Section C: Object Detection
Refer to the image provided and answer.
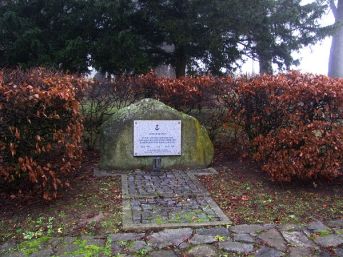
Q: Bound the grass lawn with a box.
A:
[0,149,342,244]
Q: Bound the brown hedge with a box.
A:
[235,72,343,181]
[0,68,86,199]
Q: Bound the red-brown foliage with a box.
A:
[83,71,343,182]
[0,68,86,199]
[130,72,233,112]
[83,72,234,149]
[235,72,343,181]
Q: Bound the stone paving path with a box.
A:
[1,220,343,256]
[121,168,231,229]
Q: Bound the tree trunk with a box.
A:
[175,46,186,78]
[257,47,273,74]
[258,54,273,74]
[328,0,343,78]
[255,39,273,74]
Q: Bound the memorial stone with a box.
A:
[99,98,214,170]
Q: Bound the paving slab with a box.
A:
[147,228,192,249]
[334,247,343,257]
[195,227,230,236]
[189,234,217,244]
[258,229,287,251]
[231,224,265,235]
[255,247,285,257]
[314,234,343,247]
[233,233,255,243]
[218,241,254,254]
[281,230,317,248]
[328,220,343,229]
[289,247,313,257]
[187,245,217,257]
[307,221,330,233]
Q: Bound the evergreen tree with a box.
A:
[238,0,331,74]
[89,0,156,75]
[135,0,244,77]
[0,0,334,76]
[0,0,94,73]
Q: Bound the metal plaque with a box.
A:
[133,120,181,156]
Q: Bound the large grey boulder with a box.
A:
[99,98,214,170]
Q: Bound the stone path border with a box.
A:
[119,168,231,230]
[94,167,230,229]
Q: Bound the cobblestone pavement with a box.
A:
[121,169,231,229]
[123,172,207,197]
[1,220,343,256]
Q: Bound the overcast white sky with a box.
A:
[295,7,335,75]
[241,1,335,75]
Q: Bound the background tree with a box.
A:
[0,0,158,75]
[89,0,157,75]
[123,0,334,76]
[0,0,335,76]
[131,0,245,77]
[328,0,343,77]
[0,0,94,73]
[238,0,331,74]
